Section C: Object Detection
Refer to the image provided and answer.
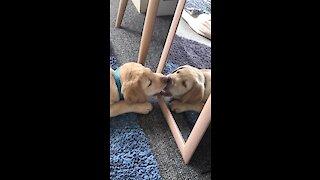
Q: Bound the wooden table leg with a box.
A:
[137,0,160,65]
[115,0,129,28]
[156,0,186,73]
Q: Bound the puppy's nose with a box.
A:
[161,76,168,83]
[167,76,172,84]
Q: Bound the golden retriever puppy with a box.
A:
[162,65,211,113]
[110,62,168,117]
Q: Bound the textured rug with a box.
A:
[109,44,161,180]
[163,35,211,74]
[163,35,212,126]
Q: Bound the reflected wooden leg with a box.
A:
[157,94,211,164]
[183,95,211,164]
[157,94,186,153]
[137,0,160,65]
[115,0,129,28]
[155,0,211,165]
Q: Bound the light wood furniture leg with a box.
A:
[157,94,211,164]
[156,0,211,164]
[115,0,129,28]
[182,95,211,164]
[137,0,160,65]
[157,94,186,152]
[156,0,186,73]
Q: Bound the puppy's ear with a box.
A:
[181,82,205,103]
[122,79,147,104]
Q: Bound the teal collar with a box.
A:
[114,68,124,100]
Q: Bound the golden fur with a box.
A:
[162,65,211,113]
[110,62,168,117]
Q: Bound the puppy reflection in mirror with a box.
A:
[162,65,211,113]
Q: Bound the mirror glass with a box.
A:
[161,0,212,141]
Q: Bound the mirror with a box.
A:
[160,0,212,142]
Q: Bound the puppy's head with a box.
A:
[163,65,205,103]
[120,62,168,104]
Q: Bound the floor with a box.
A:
[110,1,212,179]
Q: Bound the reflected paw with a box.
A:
[170,100,184,113]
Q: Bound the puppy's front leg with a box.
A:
[170,100,204,113]
[110,101,153,117]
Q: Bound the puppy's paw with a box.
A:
[140,102,153,114]
[170,100,184,113]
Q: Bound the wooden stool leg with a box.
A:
[115,0,129,28]
[137,0,160,65]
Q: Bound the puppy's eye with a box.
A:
[148,81,152,87]
[172,67,184,74]
[176,71,180,74]
[182,81,187,88]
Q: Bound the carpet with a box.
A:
[163,35,212,126]
[163,35,212,74]
[109,44,161,180]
